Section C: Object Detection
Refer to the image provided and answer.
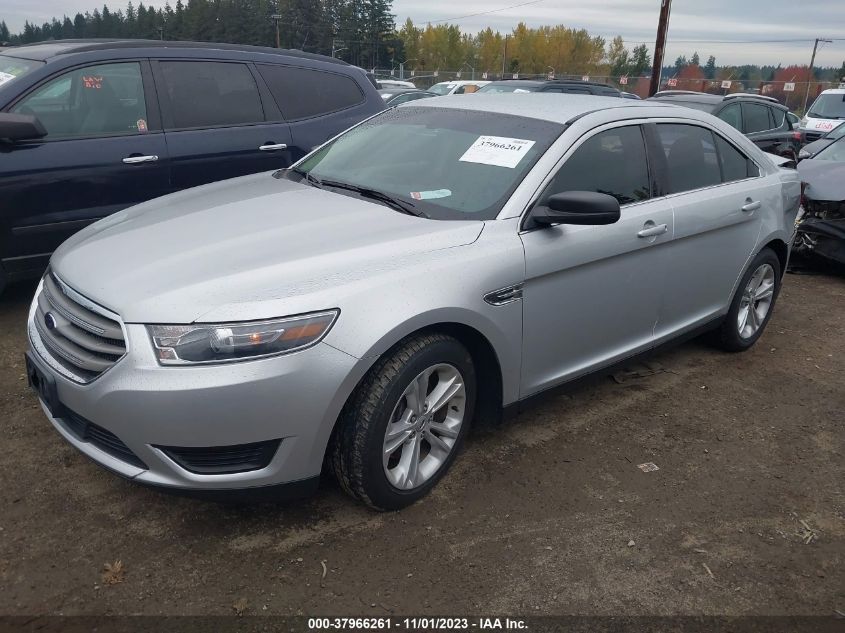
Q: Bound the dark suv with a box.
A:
[0,40,384,290]
[648,91,801,161]
[477,79,621,97]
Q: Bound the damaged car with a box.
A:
[795,136,845,266]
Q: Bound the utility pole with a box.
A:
[270,13,282,48]
[802,38,832,113]
[649,0,672,96]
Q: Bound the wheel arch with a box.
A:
[760,237,789,277]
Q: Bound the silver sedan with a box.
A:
[26,94,801,509]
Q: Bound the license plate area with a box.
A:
[25,352,66,418]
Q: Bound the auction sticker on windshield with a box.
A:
[460,136,536,169]
[0,72,15,85]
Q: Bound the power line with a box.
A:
[622,38,845,45]
[422,0,547,25]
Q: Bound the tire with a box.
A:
[331,333,476,510]
[712,248,782,352]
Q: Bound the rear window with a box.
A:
[257,64,364,120]
[0,56,42,87]
[158,61,264,129]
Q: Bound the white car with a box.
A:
[800,88,845,143]
[428,80,490,96]
[378,79,416,89]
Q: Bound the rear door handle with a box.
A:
[637,223,668,238]
[259,143,288,151]
[122,155,158,164]
[742,200,761,213]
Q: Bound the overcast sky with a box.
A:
[3,0,844,67]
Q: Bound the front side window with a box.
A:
[656,124,721,193]
[717,103,742,131]
[540,125,651,206]
[257,64,364,120]
[743,102,772,133]
[158,61,264,129]
[292,106,564,220]
[12,62,148,139]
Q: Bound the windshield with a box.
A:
[477,83,538,94]
[292,106,564,221]
[0,55,43,88]
[814,136,845,162]
[807,93,845,120]
[428,83,455,95]
[825,123,845,140]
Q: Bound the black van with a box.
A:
[0,40,384,291]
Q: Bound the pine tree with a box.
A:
[704,55,716,79]
[0,20,10,42]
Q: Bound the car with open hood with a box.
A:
[25,94,800,509]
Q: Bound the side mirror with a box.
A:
[531,191,621,227]
[0,113,48,142]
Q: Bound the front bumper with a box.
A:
[27,316,368,494]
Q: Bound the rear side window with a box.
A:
[743,102,772,133]
[257,65,364,120]
[12,62,147,138]
[542,125,650,205]
[655,124,721,193]
[716,103,742,131]
[715,135,757,181]
[770,107,786,129]
[158,61,264,129]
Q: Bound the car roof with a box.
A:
[651,90,786,109]
[817,88,845,95]
[381,88,423,94]
[0,38,349,66]
[432,80,489,86]
[413,93,674,124]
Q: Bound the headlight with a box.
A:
[799,149,811,159]
[799,117,808,128]
[147,310,338,365]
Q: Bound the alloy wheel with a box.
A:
[382,363,466,490]
[737,263,776,339]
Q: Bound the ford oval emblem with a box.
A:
[44,312,58,331]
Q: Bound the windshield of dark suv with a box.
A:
[290,106,564,220]
[0,55,43,87]
[808,93,845,119]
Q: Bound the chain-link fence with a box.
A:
[373,69,845,113]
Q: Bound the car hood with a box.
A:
[51,172,483,323]
[800,138,832,157]
[797,159,845,201]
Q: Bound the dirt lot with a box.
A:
[0,272,843,617]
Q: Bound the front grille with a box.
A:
[32,273,125,382]
[804,131,823,142]
[62,410,147,469]
[157,440,281,475]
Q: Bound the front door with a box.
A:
[519,124,673,397]
[1,60,169,276]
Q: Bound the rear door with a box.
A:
[152,59,294,190]
[1,60,169,276]
[649,122,770,337]
[255,64,376,160]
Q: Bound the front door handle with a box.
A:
[742,200,761,213]
[122,154,158,164]
[637,223,668,238]
[259,143,288,151]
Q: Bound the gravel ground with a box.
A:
[0,272,842,617]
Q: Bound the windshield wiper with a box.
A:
[320,180,428,218]
[288,167,325,189]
